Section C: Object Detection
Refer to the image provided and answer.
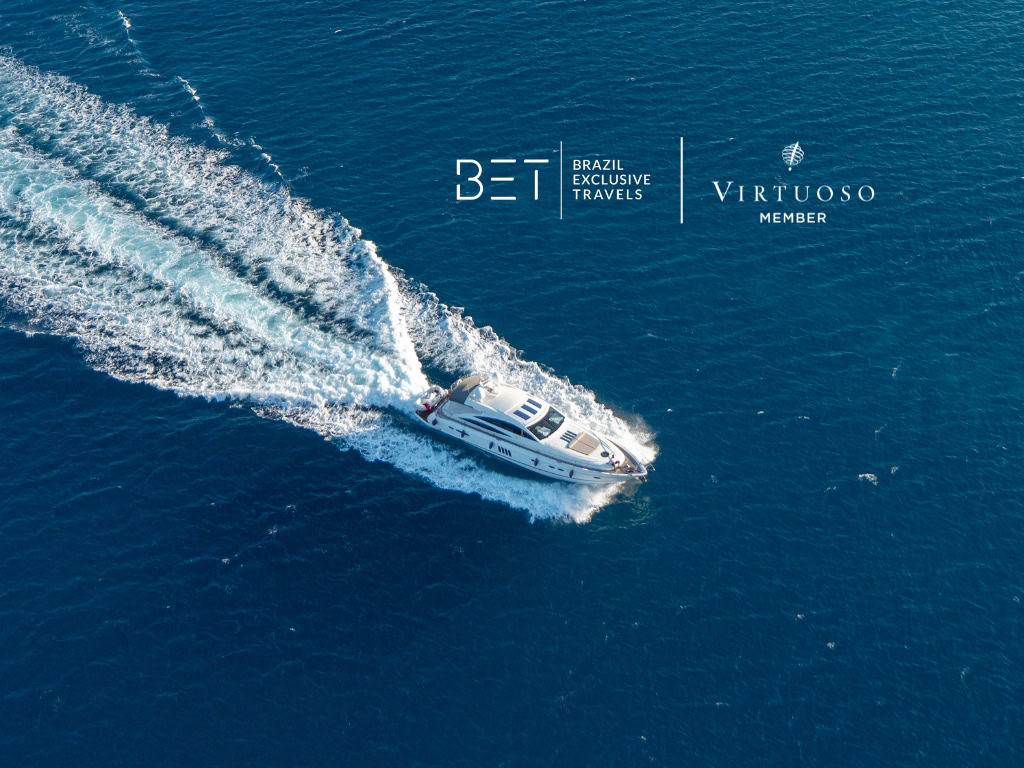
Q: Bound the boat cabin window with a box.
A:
[466,418,504,436]
[480,417,534,440]
[527,407,565,440]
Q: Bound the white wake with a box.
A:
[0,56,655,521]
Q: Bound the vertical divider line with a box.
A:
[680,136,684,224]
[559,141,564,220]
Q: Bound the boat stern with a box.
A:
[415,384,448,421]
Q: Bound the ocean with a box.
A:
[1,1,1021,764]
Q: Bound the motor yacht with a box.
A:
[415,374,648,485]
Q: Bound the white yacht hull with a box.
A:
[416,394,647,486]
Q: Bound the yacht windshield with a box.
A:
[527,407,565,440]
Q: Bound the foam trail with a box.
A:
[114,8,163,78]
[0,58,412,358]
[174,75,221,139]
[176,75,199,102]
[111,9,245,151]
[250,138,285,182]
[48,8,160,78]
[0,55,655,521]
[0,135,414,406]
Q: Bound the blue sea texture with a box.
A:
[1,1,1022,765]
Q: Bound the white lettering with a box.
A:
[456,159,483,200]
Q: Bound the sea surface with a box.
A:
[1,1,1022,765]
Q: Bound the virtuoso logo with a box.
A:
[781,142,804,171]
[711,143,874,225]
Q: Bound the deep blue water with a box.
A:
[1,1,1023,764]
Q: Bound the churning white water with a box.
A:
[0,56,655,521]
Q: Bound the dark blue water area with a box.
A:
[2,0,1024,765]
